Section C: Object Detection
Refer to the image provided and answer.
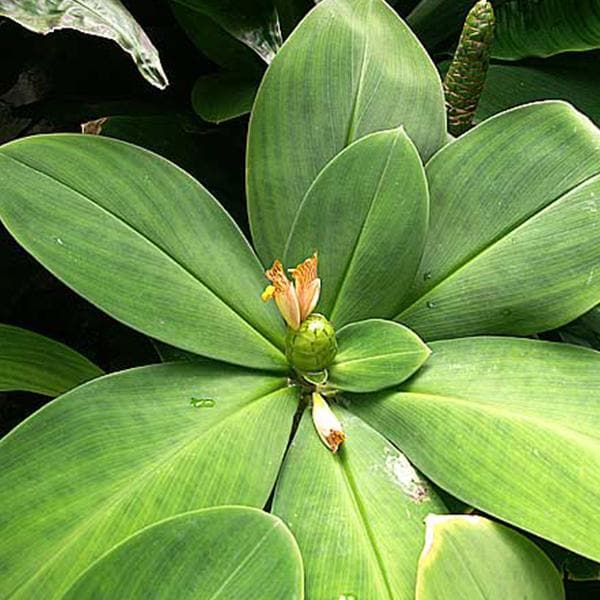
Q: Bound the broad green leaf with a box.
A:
[170,0,282,63]
[247,0,446,264]
[0,362,297,598]
[474,59,600,126]
[285,128,429,326]
[0,0,168,89]
[170,2,263,72]
[0,324,102,396]
[329,319,430,392]
[274,408,446,600]
[416,515,564,600]
[350,336,600,561]
[493,0,600,60]
[0,134,287,371]
[63,507,304,599]
[398,102,600,340]
[192,72,259,123]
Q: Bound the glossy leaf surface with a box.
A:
[351,337,600,561]
[399,102,600,340]
[493,0,600,59]
[170,0,282,63]
[0,0,168,89]
[248,0,446,263]
[329,319,430,392]
[0,324,102,396]
[274,409,446,599]
[285,128,429,327]
[0,134,287,370]
[63,507,304,599]
[0,363,296,597]
[416,515,564,600]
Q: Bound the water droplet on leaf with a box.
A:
[339,594,357,600]
[190,397,215,408]
[426,300,436,309]
[423,271,432,281]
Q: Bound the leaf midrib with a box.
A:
[397,171,600,319]
[0,152,284,360]
[334,348,424,367]
[6,383,288,599]
[337,451,394,600]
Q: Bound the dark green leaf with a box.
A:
[0,324,102,396]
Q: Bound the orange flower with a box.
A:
[262,253,320,330]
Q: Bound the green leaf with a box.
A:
[350,336,600,561]
[152,340,205,363]
[492,0,600,60]
[273,408,446,599]
[329,319,430,393]
[0,362,297,597]
[0,0,168,89]
[0,324,102,396]
[397,102,600,340]
[0,134,287,371]
[284,128,429,326]
[416,515,564,600]
[169,2,263,72]
[247,0,446,264]
[63,507,304,599]
[169,0,282,63]
[192,72,259,123]
[408,0,474,48]
[474,58,600,126]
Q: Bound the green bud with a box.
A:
[286,313,337,373]
[443,0,495,136]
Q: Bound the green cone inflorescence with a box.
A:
[286,313,338,373]
[443,0,495,136]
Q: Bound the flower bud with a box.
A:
[311,392,346,453]
[286,313,337,372]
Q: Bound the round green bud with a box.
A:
[286,313,338,373]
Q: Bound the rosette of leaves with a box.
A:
[0,0,599,597]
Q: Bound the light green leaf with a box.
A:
[398,102,600,340]
[474,58,600,126]
[493,0,600,60]
[0,362,297,598]
[416,515,564,600]
[329,319,430,392]
[170,0,282,63]
[192,72,259,123]
[0,0,168,89]
[0,324,102,396]
[63,507,304,599]
[350,336,600,561]
[0,134,287,371]
[247,0,446,264]
[274,408,446,599]
[284,128,429,326]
